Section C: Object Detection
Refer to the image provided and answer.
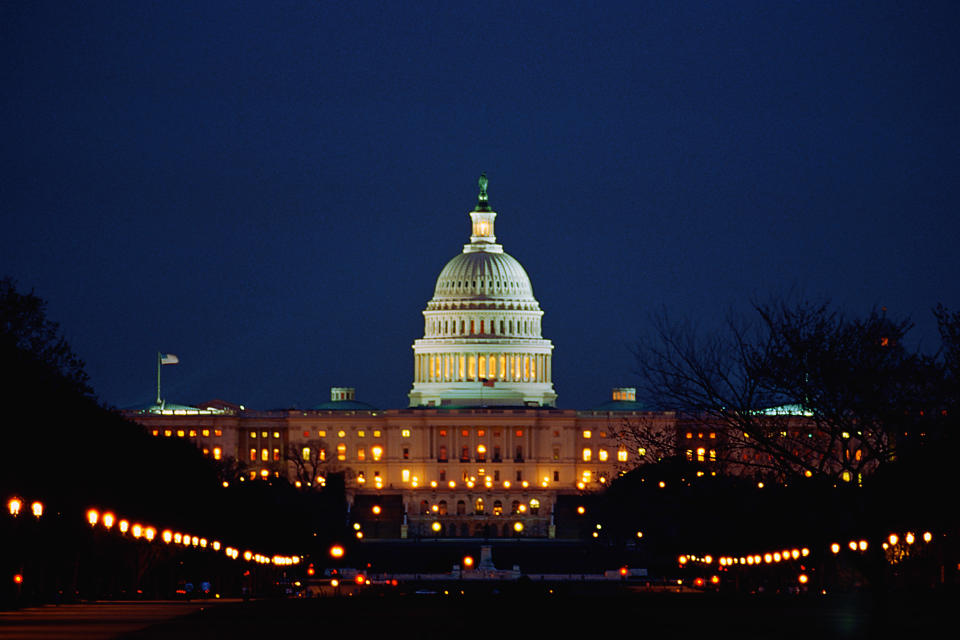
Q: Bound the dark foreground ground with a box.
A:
[1,586,952,640]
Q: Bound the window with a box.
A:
[402,469,410,482]
[530,498,540,514]
[202,429,210,437]
[515,446,523,462]
[696,447,705,462]
[553,470,559,482]
[358,430,365,438]
[337,430,346,438]
[478,429,485,437]
[439,469,446,481]
[461,446,470,462]
[511,500,521,515]
[177,430,185,438]
[401,429,411,438]
[494,470,500,481]
[249,448,257,461]
[475,498,484,514]
[515,430,523,437]
[553,446,560,461]
[439,429,447,437]
[302,447,311,461]
[438,500,447,515]
[371,445,383,461]
[493,446,502,462]
[318,430,326,437]
[493,500,503,516]
[319,448,326,461]
[516,470,522,482]
[373,430,381,437]
[214,429,222,437]
[213,447,222,460]
[273,431,280,439]
[457,500,466,515]
[164,430,171,437]
[261,448,269,461]
[403,447,409,460]
[438,445,448,462]
[598,449,608,462]
[462,429,469,437]
[476,444,486,462]
[250,431,257,439]
[151,429,159,437]
[357,447,366,461]
[582,448,592,462]
[337,444,347,461]
[617,449,628,462]
[582,430,592,439]
[189,429,197,437]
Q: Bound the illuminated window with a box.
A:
[164,430,172,437]
[530,498,540,514]
[303,430,310,438]
[250,431,257,439]
[358,430,365,438]
[583,430,592,439]
[401,429,411,438]
[475,498,484,514]
[403,447,409,460]
[318,430,326,437]
[202,429,210,437]
[273,432,280,439]
[461,446,470,462]
[599,449,608,462]
[438,445,448,462]
[213,447,222,460]
[686,449,693,461]
[249,448,256,461]
[709,432,716,439]
[462,429,469,437]
[319,448,326,461]
[273,448,280,461]
[302,447,311,461]
[261,448,269,461]
[477,444,486,461]
[357,447,366,461]
[202,448,209,456]
[151,429,159,436]
[261,431,268,438]
[189,429,197,437]
[177,430,185,437]
[553,446,560,461]
[214,429,222,437]
[516,430,523,437]
[617,449,628,462]
[371,445,383,461]
[709,449,716,462]
[493,500,503,516]
[337,444,346,461]
[373,430,381,438]
[402,469,410,483]
[337,430,346,438]
[697,447,705,462]
[439,429,447,437]
[686,432,692,439]
[582,448,592,462]
[478,429,485,437]
[638,447,646,456]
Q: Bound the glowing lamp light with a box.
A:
[355,575,365,585]
[801,548,810,557]
[131,524,142,538]
[678,555,688,565]
[162,530,173,544]
[923,531,933,543]
[174,533,182,544]
[798,574,809,584]
[448,481,456,489]
[30,501,43,518]
[858,540,868,552]
[710,575,720,584]
[905,532,915,545]
[8,498,22,517]
[513,522,524,533]
[848,541,857,551]
[764,554,773,564]
[577,506,585,515]
[244,550,253,562]
[119,520,129,534]
[102,512,115,529]
[144,527,156,541]
[463,556,475,569]
[356,531,363,539]
[330,579,339,587]
[13,574,23,585]
[372,505,381,515]
[431,521,442,532]
[888,534,899,546]
[329,544,345,559]
[620,566,628,576]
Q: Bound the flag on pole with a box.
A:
[160,353,179,365]
[482,378,495,388]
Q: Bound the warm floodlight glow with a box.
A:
[831,543,840,554]
[102,512,115,529]
[513,522,524,533]
[905,532,915,545]
[329,544,345,558]
[463,556,474,569]
[8,498,22,517]
[31,501,43,518]
[118,520,129,534]
[888,534,898,546]
[431,521,442,532]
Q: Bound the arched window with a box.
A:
[493,500,503,516]
[511,500,520,515]
[420,500,430,514]
[456,500,466,515]
[530,498,540,514]
[475,497,485,514]
[460,446,470,462]
[438,500,448,515]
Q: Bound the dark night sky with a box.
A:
[2,1,958,411]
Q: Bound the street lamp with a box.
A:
[7,498,22,517]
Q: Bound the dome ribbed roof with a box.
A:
[431,250,535,302]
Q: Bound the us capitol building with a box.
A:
[127,176,676,538]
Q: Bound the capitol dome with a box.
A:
[409,175,556,408]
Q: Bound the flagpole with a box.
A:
[156,351,162,406]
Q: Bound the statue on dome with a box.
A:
[478,173,488,201]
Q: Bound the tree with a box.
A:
[626,300,947,485]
